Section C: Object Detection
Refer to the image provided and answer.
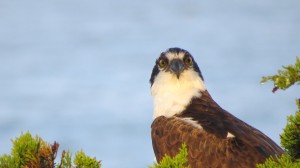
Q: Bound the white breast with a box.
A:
[151,70,206,119]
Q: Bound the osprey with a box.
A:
[150,48,283,168]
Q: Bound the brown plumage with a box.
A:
[151,91,283,168]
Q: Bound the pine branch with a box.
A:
[257,56,300,167]
[0,132,101,168]
[261,57,300,92]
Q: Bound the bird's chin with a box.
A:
[169,72,182,79]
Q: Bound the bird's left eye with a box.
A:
[158,59,167,68]
[184,56,193,66]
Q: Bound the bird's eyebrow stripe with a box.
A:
[164,52,186,60]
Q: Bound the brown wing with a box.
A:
[152,116,283,168]
[177,91,283,157]
[223,111,284,158]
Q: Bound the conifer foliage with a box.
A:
[257,57,300,167]
[0,132,101,168]
[149,143,190,168]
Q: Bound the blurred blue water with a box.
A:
[0,0,299,167]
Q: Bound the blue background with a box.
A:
[0,0,299,167]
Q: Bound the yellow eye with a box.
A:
[185,56,193,65]
[158,59,167,68]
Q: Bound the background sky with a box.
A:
[0,0,299,167]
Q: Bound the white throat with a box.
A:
[151,70,206,119]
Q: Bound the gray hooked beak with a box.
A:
[170,59,184,78]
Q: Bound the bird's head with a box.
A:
[150,47,207,118]
[150,48,204,85]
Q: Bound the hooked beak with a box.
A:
[170,59,184,78]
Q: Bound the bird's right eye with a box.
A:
[158,59,167,68]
